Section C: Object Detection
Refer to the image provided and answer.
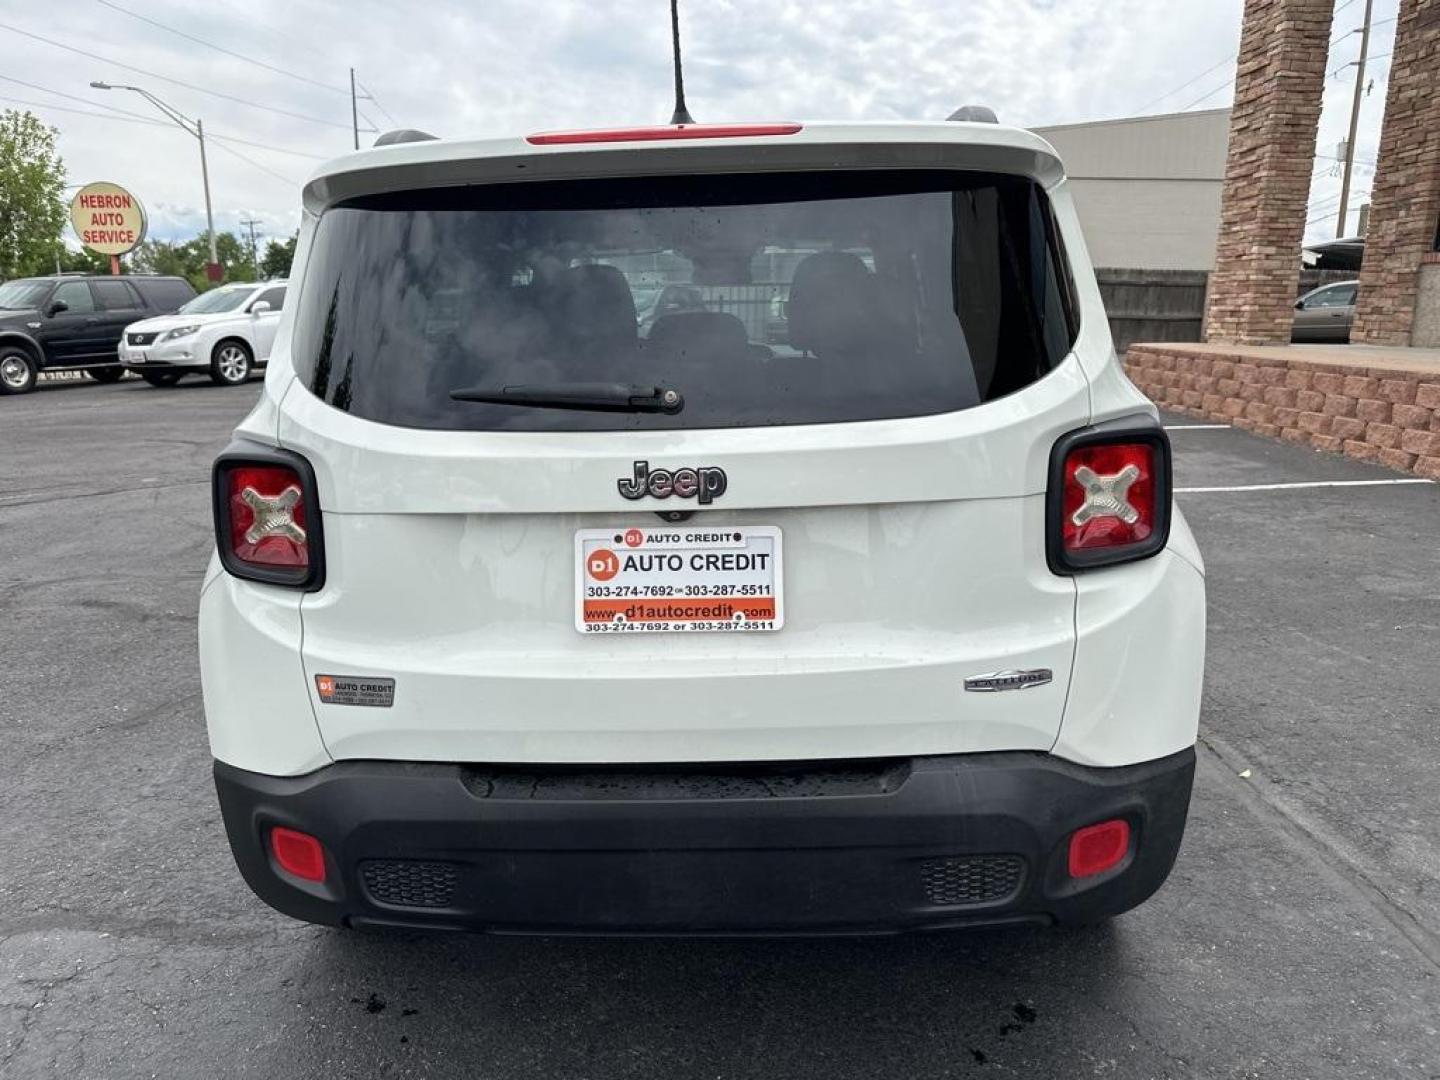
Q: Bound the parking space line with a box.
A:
[1177,478,1435,493]
[1165,424,1232,431]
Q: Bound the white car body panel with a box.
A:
[297,496,1077,764]
[199,561,330,776]
[200,121,1204,776]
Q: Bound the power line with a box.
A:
[1329,49,1390,77]
[0,94,164,126]
[1138,0,1380,117]
[0,73,165,124]
[215,0,331,67]
[355,106,383,140]
[204,132,325,161]
[94,0,349,95]
[1,92,307,184]
[207,138,298,187]
[1179,77,1235,111]
[0,21,367,133]
[1306,200,1367,227]
[1,95,298,188]
[1136,54,1235,114]
[1305,187,1370,217]
[355,79,398,127]
[0,73,327,159]
[1330,14,1395,46]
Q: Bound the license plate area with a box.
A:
[576,526,783,633]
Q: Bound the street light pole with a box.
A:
[90,81,221,281]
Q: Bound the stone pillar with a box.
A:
[1203,0,1333,344]
[1351,0,1440,346]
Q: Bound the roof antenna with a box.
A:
[668,0,695,125]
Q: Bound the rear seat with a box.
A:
[646,311,758,364]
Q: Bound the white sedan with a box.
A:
[119,281,286,387]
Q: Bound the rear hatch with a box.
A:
[278,129,1094,764]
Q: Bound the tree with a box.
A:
[57,246,112,274]
[0,110,67,279]
[130,231,252,291]
[261,231,298,279]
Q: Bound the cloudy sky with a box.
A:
[0,0,1398,251]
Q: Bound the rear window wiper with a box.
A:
[450,382,684,414]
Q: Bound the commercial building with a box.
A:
[1031,108,1230,272]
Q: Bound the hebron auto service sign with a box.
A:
[70,181,146,256]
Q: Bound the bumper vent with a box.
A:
[360,860,459,908]
[919,855,1025,906]
[462,759,911,800]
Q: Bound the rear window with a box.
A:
[132,277,197,312]
[293,170,1078,431]
[92,279,140,310]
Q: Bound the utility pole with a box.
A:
[1336,0,1373,238]
[350,67,359,150]
[240,218,262,279]
[197,117,219,279]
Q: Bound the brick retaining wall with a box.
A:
[1125,344,1440,478]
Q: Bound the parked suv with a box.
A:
[0,273,195,394]
[202,121,1207,934]
[120,281,287,387]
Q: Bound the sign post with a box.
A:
[69,181,146,272]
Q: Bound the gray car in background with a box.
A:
[1292,280,1358,343]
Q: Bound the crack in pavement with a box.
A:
[1,954,126,1072]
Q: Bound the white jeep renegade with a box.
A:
[200,119,1206,934]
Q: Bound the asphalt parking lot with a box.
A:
[2,377,1438,1079]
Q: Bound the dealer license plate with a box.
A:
[576,525,782,633]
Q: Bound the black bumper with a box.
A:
[214,749,1195,935]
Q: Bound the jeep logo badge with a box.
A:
[617,461,727,505]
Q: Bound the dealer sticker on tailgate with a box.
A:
[576,526,782,633]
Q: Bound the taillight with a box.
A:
[227,465,308,568]
[212,442,324,590]
[1047,420,1171,573]
[526,122,803,145]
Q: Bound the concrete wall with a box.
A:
[1033,109,1229,272]
[1065,181,1223,272]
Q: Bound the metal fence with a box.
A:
[689,283,788,343]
